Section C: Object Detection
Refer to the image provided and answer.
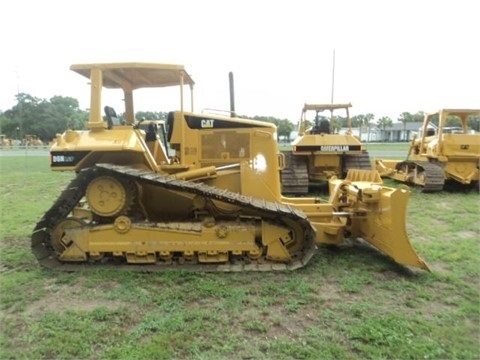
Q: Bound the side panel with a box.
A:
[50,128,159,171]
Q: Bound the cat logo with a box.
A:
[201,119,214,128]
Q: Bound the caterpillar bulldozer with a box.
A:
[281,103,372,194]
[23,134,44,146]
[0,134,12,147]
[31,62,429,272]
[375,109,480,192]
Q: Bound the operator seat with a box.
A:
[104,106,122,129]
[319,119,330,134]
[166,111,175,142]
[145,123,157,141]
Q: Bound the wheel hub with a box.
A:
[86,176,129,217]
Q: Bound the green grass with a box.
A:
[363,142,410,152]
[0,151,479,360]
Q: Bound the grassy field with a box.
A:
[0,152,479,359]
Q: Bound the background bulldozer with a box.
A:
[23,134,44,146]
[0,134,12,147]
[281,103,372,194]
[375,109,480,192]
[32,62,429,272]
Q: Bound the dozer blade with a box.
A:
[353,184,430,271]
[374,159,399,177]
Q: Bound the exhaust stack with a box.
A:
[229,71,236,118]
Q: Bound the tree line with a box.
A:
[1,93,478,143]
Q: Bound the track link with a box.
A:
[32,164,317,272]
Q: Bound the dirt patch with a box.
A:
[374,270,401,281]
[25,295,125,318]
[24,279,127,319]
[457,230,478,239]
[315,281,342,303]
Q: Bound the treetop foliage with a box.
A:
[0,93,87,142]
[1,93,478,141]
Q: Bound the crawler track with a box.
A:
[32,164,317,272]
[344,152,372,172]
[396,161,445,192]
[280,151,372,195]
[280,152,309,194]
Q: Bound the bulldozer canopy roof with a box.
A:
[425,109,480,123]
[435,109,480,117]
[70,62,195,90]
[303,103,352,112]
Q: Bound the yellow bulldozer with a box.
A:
[0,134,12,147]
[32,62,429,272]
[23,134,44,146]
[375,109,480,192]
[281,103,372,194]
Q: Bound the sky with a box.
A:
[1,0,479,123]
